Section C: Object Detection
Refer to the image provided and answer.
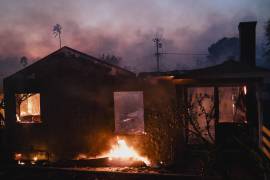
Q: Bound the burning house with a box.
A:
[3,46,182,166]
[3,21,270,168]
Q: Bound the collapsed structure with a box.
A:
[3,21,270,165]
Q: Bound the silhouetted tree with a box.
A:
[20,56,28,67]
[207,37,239,64]
[53,24,62,48]
[186,92,215,145]
[100,54,122,65]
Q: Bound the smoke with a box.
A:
[0,57,22,92]
[0,0,270,90]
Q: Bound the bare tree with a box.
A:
[20,56,28,67]
[15,94,33,108]
[186,92,215,145]
[100,54,122,65]
[53,24,62,48]
[207,37,239,65]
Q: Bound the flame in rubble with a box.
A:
[107,139,150,166]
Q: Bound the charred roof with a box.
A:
[4,46,135,82]
[139,60,270,80]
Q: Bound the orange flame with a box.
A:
[106,138,150,166]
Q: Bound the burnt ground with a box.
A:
[0,166,222,180]
[0,150,267,180]
[0,156,267,180]
[0,145,267,180]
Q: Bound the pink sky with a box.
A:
[0,0,269,79]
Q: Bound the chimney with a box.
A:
[238,21,257,67]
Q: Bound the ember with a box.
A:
[106,138,150,166]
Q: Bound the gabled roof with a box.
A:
[5,46,135,80]
[139,60,270,79]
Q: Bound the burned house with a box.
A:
[3,21,270,166]
[141,22,270,151]
[3,47,138,160]
[3,46,182,165]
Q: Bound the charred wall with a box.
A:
[110,77,185,165]
[4,54,185,165]
[141,78,185,165]
[3,54,135,160]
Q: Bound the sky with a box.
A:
[0,0,270,85]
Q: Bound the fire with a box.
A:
[15,153,22,160]
[106,138,150,166]
[33,156,38,161]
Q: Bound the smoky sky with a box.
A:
[0,0,270,88]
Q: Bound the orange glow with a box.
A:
[19,94,40,117]
[30,156,38,165]
[16,93,41,123]
[173,78,194,85]
[14,152,48,162]
[14,153,22,160]
[33,156,38,161]
[106,138,150,166]
[157,76,174,81]
[75,153,88,160]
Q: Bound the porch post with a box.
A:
[246,82,259,146]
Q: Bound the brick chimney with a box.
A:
[238,21,257,67]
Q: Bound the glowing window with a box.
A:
[16,93,41,123]
[187,87,215,144]
[218,86,247,123]
[114,91,144,134]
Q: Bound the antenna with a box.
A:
[153,37,162,72]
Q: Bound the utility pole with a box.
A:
[152,36,208,72]
[153,37,162,72]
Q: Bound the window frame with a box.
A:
[113,91,145,135]
[185,86,216,145]
[15,92,42,124]
[184,84,248,145]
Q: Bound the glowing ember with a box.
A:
[76,153,88,160]
[14,153,22,160]
[243,86,247,95]
[106,138,150,166]
[18,161,25,165]
[33,156,38,161]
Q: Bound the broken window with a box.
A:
[114,91,144,134]
[16,93,41,123]
[187,87,215,144]
[218,86,247,123]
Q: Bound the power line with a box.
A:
[153,37,209,72]
[161,52,208,56]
